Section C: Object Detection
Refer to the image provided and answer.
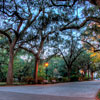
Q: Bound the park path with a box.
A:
[0,80,100,100]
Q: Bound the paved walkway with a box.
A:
[0,80,100,100]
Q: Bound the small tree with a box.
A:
[54,32,84,79]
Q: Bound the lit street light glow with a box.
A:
[45,62,49,67]
[80,70,84,74]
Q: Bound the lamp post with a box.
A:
[80,69,84,80]
[45,62,49,80]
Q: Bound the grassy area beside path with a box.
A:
[96,90,100,100]
[0,82,27,86]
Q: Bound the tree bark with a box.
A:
[91,71,94,80]
[7,45,14,85]
[84,70,86,77]
[34,58,40,84]
[88,70,89,79]
[87,65,90,79]
[68,67,72,80]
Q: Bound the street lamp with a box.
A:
[80,69,84,74]
[79,69,84,80]
[45,62,49,80]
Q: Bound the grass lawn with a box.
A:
[0,82,26,86]
[96,90,100,100]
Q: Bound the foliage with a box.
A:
[70,75,79,82]
[21,76,34,84]
[38,77,44,84]
[73,51,91,69]
[0,48,8,81]
[47,56,66,78]
[13,51,35,82]
[49,77,57,82]
[53,32,84,78]
[96,90,100,100]
[62,77,69,82]
[83,76,90,81]
[38,64,46,78]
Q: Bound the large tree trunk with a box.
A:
[7,45,14,85]
[34,58,40,84]
[91,71,94,80]
[68,67,72,80]
[87,65,90,79]
[84,70,86,77]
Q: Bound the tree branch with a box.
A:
[45,18,76,38]
[20,9,42,35]
[51,0,100,7]
[82,40,95,49]
[38,37,45,56]
[70,48,84,66]
[60,17,100,31]
[56,47,68,66]
[17,21,23,32]
[51,0,77,7]
[4,28,19,38]
[19,46,36,56]
[0,30,12,43]
[82,40,100,52]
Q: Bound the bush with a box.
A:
[22,76,34,84]
[38,77,44,84]
[62,77,69,82]
[49,77,58,82]
[70,75,79,82]
[96,90,100,100]
[78,77,83,81]
[49,77,56,81]
[83,77,89,81]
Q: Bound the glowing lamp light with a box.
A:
[45,62,49,67]
[80,70,84,74]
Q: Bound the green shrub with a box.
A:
[97,90,100,99]
[49,77,58,82]
[83,77,89,81]
[49,77,56,81]
[70,75,79,82]
[62,77,69,82]
[38,77,44,84]
[22,76,34,84]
